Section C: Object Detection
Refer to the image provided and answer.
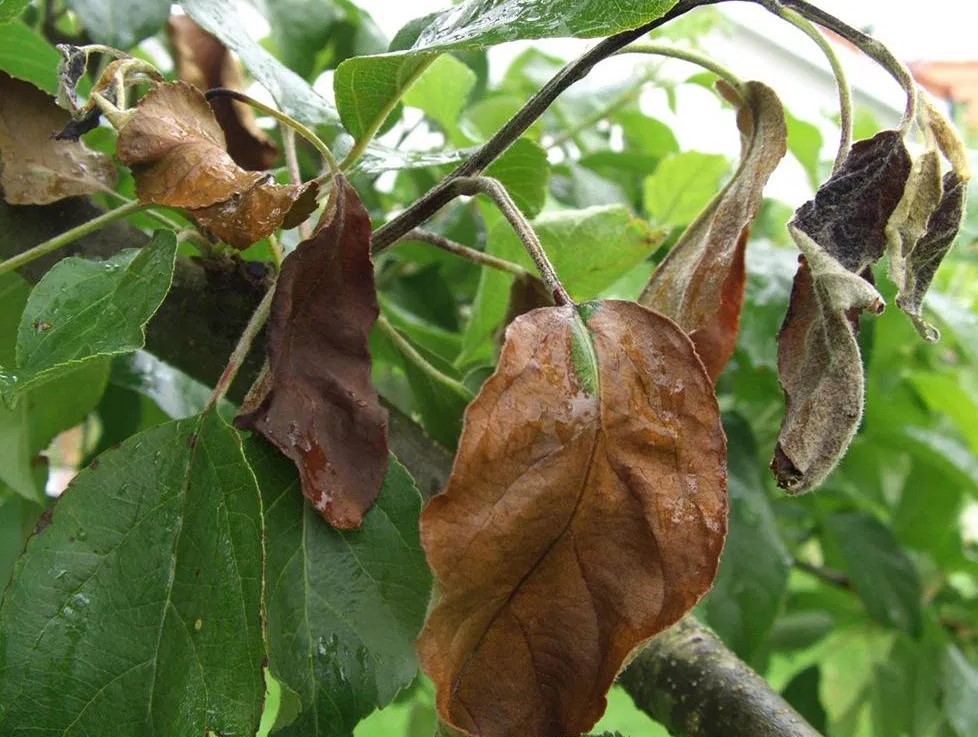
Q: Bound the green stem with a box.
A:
[618,44,743,94]
[205,88,341,178]
[453,177,573,307]
[206,285,275,410]
[548,70,655,149]
[0,199,148,275]
[376,314,473,402]
[339,56,437,171]
[777,7,852,170]
[403,229,531,277]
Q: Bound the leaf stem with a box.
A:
[206,284,275,410]
[402,229,531,277]
[0,199,148,275]
[618,44,743,93]
[453,177,573,307]
[370,0,719,252]
[205,88,341,178]
[775,7,852,170]
[376,314,474,402]
[339,55,437,171]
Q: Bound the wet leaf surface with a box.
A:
[167,15,279,171]
[640,81,786,380]
[63,0,169,49]
[236,177,388,529]
[418,300,727,737]
[116,81,316,248]
[0,410,265,736]
[0,72,117,205]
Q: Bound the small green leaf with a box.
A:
[247,439,433,737]
[402,53,477,139]
[1,230,177,400]
[944,644,978,737]
[0,21,60,93]
[65,0,168,49]
[0,0,29,24]
[643,151,730,228]
[825,512,923,635]
[785,109,823,190]
[0,411,265,735]
[181,0,338,125]
[484,137,550,218]
[335,52,435,140]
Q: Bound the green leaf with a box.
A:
[0,491,42,590]
[1,230,177,400]
[0,21,60,93]
[643,151,730,228]
[247,439,433,737]
[459,205,660,366]
[701,414,790,662]
[781,667,827,734]
[65,0,168,49]
[335,53,435,140]
[870,627,945,737]
[0,411,265,735]
[785,109,823,190]
[404,0,681,52]
[402,53,477,139]
[0,0,29,24]
[907,371,978,453]
[944,645,978,737]
[181,0,338,125]
[825,512,923,635]
[617,110,679,159]
[484,137,550,218]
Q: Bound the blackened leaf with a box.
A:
[640,81,786,381]
[0,72,116,205]
[167,15,279,171]
[885,149,942,288]
[235,177,388,529]
[419,300,727,737]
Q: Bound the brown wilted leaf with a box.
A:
[639,81,786,381]
[418,300,727,737]
[0,72,117,205]
[886,149,943,287]
[116,81,315,248]
[235,177,388,529]
[167,15,279,171]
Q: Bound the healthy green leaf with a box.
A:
[0,0,29,24]
[459,205,661,366]
[784,109,823,190]
[1,230,177,400]
[0,411,265,736]
[643,151,730,228]
[0,21,60,93]
[944,644,978,737]
[483,137,550,218]
[402,53,477,139]
[0,491,41,590]
[246,439,432,737]
[180,0,338,125]
[825,512,923,635]
[334,53,435,140]
[65,0,169,49]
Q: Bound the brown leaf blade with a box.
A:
[116,81,315,248]
[0,72,117,204]
[234,177,388,528]
[418,300,727,737]
[639,81,787,381]
[167,15,279,171]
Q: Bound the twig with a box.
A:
[794,558,852,590]
[453,177,573,306]
[403,229,530,277]
[617,43,743,93]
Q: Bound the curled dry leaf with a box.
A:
[639,81,786,381]
[116,81,315,248]
[418,300,727,737]
[773,130,910,493]
[235,177,388,529]
[886,149,943,288]
[167,15,279,171]
[0,72,116,204]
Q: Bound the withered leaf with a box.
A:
[639,81,786,381]
[116,81,315,248]
[886,149,943,288]
[167,15,279,171]
[0,72,117,205]
[418,300,727,737]
[235,177,388,529]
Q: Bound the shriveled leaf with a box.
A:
[180,0,338,125]
[235,177,388,529]
[0,411,265,736]
[247,439,433,736]
[0,230,177,400]
[116,82,316,248]
[773,131,911,493]
[885,149,942,288]
[167,15,279,171]
[640,81,786,380]
[0,72,116,204]
[0,21,61,93]
[419,300,727,737]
